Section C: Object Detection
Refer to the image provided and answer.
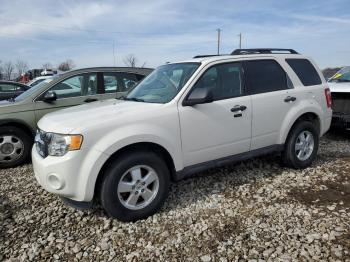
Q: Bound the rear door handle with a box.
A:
[84,98,98,103]
[230,105,247,112]
[284,96,296,102]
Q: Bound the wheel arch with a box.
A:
[280,111,321,144]
[93,142,176,202]
[0,119,35,138]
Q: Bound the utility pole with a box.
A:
[216,29,221,55]
[113,40,116,66]
[238,33,242,49]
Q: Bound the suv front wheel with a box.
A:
[100,150,170,222]
[282,121,319,169]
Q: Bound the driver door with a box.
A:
[34,73,101,121]
[179,61,252,166]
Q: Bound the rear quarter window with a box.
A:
[286,58,322,86]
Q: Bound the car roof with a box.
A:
[33,76,53,79]
[61,67,153,76]
[176,53,304,64]
[174,48,304,65]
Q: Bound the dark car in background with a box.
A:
[0,81,30,101]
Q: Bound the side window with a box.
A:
[135,74,146,82]
[49,75,83,99]
[245,60,288,95]
[103,74,119,94]
[120,73,138,92]
[192,62,243,101]
[17,85,27,91]
[0,84,16,92]
[286,59,322,86]
[47,74,97,99]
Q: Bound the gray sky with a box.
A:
[0,0,349,69]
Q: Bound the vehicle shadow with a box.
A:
[163,132,349,212]
[326,127,349,140]
[90,131,348,220]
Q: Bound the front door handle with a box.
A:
[284,96,296,102]
[231,105,247,112]
[84,98,98,103]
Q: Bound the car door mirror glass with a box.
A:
[43,91,57,102]
[183,87,213,106]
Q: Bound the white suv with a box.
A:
[32,49,332,221]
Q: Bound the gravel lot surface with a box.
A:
[1,132,349,261]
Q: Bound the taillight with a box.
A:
[325,88,332,108]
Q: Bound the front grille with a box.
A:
[35,130,51,158]
[331,92,350,114]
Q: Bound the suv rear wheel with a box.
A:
[282,121,319,169]
[0,126,32,168]
[100,150,170,221]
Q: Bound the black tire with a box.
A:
[0,126,33,168]
[100,150,170,222]
[282,121,319,169]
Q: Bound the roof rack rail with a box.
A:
[231,48,299,55]
[193,54,224,58]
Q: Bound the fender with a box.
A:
[78,123,183,201]
[0,118,36,136]
[92,123,182,169]
[278,101,323,144]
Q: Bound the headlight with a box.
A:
[47,133,83,156]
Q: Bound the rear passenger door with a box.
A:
[244,59,297,150]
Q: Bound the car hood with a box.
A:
[328,82,350,93]
[0,99,32,114]
[37,99,163,134]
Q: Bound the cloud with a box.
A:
[0,0,349,68]
[290,14,350,25]
[0,1,112,36]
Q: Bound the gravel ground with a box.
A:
[1,131,349,261]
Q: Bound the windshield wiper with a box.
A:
[117,96,145,102]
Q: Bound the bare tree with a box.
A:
[42,62,53,70]
[123,54,138,67]
[123,54,146,68]
[58,59,75,71]
[3,61,14,80]
[15,59,29,77]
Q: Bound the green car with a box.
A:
[0,67,152,168]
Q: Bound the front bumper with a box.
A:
[331,112,350,130]
[32,145,109,202]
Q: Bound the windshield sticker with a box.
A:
[333,73,342,79]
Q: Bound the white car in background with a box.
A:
[27,76,53,87]
[327,66,350,130]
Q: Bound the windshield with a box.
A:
[15,78,54,101]
[329,66,350,83]
[123,62,200,103]
[28,78,48,87]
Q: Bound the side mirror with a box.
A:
[43,91,57,102]
[183,87,213,106]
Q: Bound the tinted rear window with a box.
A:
[286,59,322,86]
[245,60,288,95]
